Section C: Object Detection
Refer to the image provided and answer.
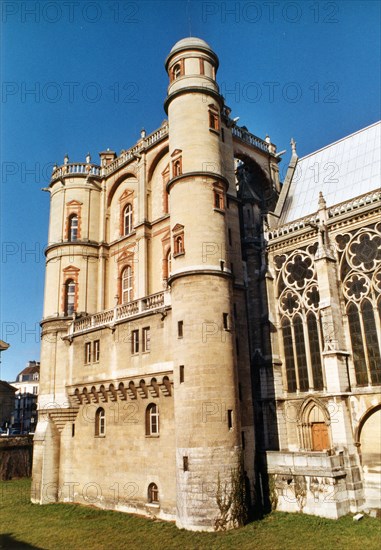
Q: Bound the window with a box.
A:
[93,340,100,362]
[213,186,224,211]
[183,456,189,471]
[85,342,92,364]
[65,279,76,316]
[131,329,139,354]
[174,235,184,255]
[122,266,133,303]
[179,365,184,383]
[142,327,151,352]
[68,215,78,242]
[146,403,159,436]
[282,318,297,392]
[223,313,229,330]
[123,203,133,235]
[148,483,159,504]
[209,106,220,131]
[227,409,233,430]
[172,158,182,177]
[228,228,232,246]
[178,321,183,338]
[172,63,182,80]
[33,386,38,395]
[95,407,105,437]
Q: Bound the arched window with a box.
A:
[65,279,76,316]
[347,303,369,386]
[68,214,78,242]
[123,203,133,235]
[172,63,182,80]
[362,300,381,384]
[294,315,309,392]
[307,313,324,390]
[146,403,159,436]
[173,159,182,177]
[282,318,296,392]
[95,407,105,436]
[121,266,133,303]
[147,483,159,504]
[175,235,183,255]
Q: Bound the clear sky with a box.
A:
[0,0,380,382]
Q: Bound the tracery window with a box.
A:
[337,225,381,387]
[276,247,324,393]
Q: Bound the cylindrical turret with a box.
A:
[166,38,242,531]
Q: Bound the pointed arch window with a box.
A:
[68,214,78,242]
[65,279,76,316]
[347,303,370,386]
[121,266,133,303]
[307,313,324,390]
[282,318,296,392]
[123,203,133,235]
[361,300,381,384]
[95,407,105,437]
[294,316,309,392]
[146,403,159,436]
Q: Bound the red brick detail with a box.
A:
[61,265,80,315]
[162,165,170,214]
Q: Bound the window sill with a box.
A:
[95,435,105,438]
[145,434,160,438]
[142,350,151,355]
[173,251,185,258]
[146,502,160,508]
[209,128,220,135]
[213,207,225,214]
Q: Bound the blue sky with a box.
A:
[0,0,380,381]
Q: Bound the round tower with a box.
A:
[165,38,242,531]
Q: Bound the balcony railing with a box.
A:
[232,126,270,153]
[68,291,171,337]
[51,163,101,180]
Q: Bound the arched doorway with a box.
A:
[358,406,381,510]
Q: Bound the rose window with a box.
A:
[348,232,381,271]
[284,254,314,289]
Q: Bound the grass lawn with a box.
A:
[1,479,380,550]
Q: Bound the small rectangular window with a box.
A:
[93,340,100,362]
[236,337,240,357]
[131,330,139,354]
[183,456,189,471]
[227,409,233,430]
[223,313,229,330]
[85,342,92,364]
[221,127,225,142]
[228,228,232,246]
[179,365,184,383]
[241,431,245,449]
[233,303,237,320]
[209,110,219,131]
[178,321,183,338]
[72,423,75,437]
[142,327,151,352]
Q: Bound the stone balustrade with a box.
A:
[232,125,270,153]
[68,291,170,337]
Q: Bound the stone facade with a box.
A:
[32,37,381,529]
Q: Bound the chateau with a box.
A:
[32,37,381,530]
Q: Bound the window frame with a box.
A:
[121,265,133,304]
[131,329,139,354]
[147,482,159,504]
[142,327,151,352]
[123,203,133,236]
[146,403,159,436]
[95,407,106,437]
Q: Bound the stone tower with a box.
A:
[33,156,103,503]
[165,38,243,530]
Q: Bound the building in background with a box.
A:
[31,37,381,530]
[12,361,40,433]
[0,381,17,431]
